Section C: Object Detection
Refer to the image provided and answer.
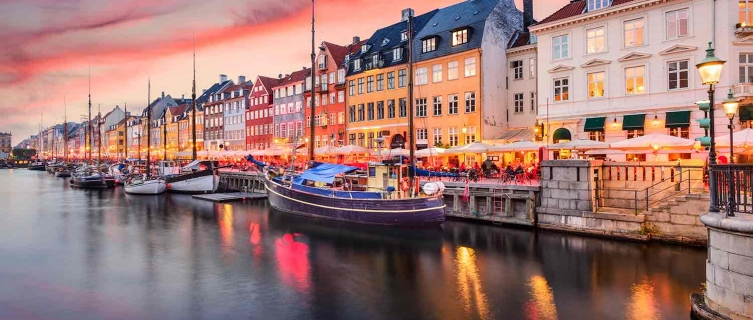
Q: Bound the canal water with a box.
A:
[0,169,706,320]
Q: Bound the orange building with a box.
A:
[304,39,365,148]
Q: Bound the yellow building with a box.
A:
[165,104,188,158]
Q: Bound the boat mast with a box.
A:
[64,96,68,164]
[407,13,416,197]
[191,32,198,161]
[97,103,101,164]
[88,67,92,163]
[124,102,128,160]
[307,0,316,162]
[163,109,167,161]
[146,79,151,176]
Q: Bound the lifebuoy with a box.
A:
[401,178,410,192]
[166,183,172,189]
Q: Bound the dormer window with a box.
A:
[422,38,437,53]
[382,38,390,46]
[587,0,611,11]
[361,44,371,53]
[451,29,469,46]
[371,54,379,67]
[354,59,362,71]
[401,31,408,42]
[393,48,403,61]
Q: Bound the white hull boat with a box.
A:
[166,173,218,194]
[125,176,166,195]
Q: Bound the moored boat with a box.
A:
[71,174,107,189]
[163,160,219,194]
[124,174,166,195]
[28,161,46,171]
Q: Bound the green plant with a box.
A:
[639,223,657,236]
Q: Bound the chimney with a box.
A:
[401,8,414,22]
[352,36,361,44]
[220,74,228,83]
[161,91,165,99]
[278,73,283,79]
[182,94,185,99]
[238,75,246,83]
[523,0,534,31]
[202,89,207,93]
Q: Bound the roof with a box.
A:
[169,104,189,119]
[413,0,517,62]
[273,68,311,88]
[538,0,636,25]
[257,76,283,94]
[197,80,232,104]
[325,40,368,67]
[347,9,439,76]
[507,31,532,49]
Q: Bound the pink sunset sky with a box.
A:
[0,0,567,145]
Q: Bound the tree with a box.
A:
[12,148,36,159]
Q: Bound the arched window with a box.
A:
[552,128,572,143]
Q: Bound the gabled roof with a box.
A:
[538,0,636,25]
[256,76,283,94]
[414,0,517,62]
[273,68,311,88]
[169,104,189,120]
[348,9,438,76]
[507,30,533,49]
[325,40,368,68]
[197,80,232,105]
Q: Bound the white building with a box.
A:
[530,0,743,161]
[504,30,539,143]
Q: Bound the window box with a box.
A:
[735,24,753,36]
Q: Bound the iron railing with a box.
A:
[596,168,705,215]
[710,164,753,214]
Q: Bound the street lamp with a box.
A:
[696,42,725,213]
[723,89,740,217]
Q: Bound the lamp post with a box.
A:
[696,42,725,213]
[723,89,740,217]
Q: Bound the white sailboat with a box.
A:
[125,79,166,195]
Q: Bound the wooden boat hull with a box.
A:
[71,176,107,189]
[125,179,166,195]
[165,170,218,194]
[54,171,71,178]
[28,165,45,171]
[264,178,445,226]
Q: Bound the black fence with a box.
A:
[710,164,753,214]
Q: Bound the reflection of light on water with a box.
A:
[455,246,489,319]
[275,234,310,293]
[626,277,661,320]
[524,275,558,320]
[249,223,262,257]
[218,204,233,247]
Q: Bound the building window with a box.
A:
[464,92,476,113]
[399,98,407,118]
[377,101,385,119]
[349,133,356,145]
[330,113,336,126]
[514,93,524,113]
[552,35,569,60]
[349,105,356,122]
[417,128,428,141]
[432,64,442,83]
[387,72,395,89]
[416,98,427,117]
[511,60,523,80]
[422,38,437,53]
[358,133,365,147]
[464,58,476,77]
[452,29,468,46]
[740,53,753,83]
[668,60,689,90]
[529,58,536,78]
[367,132,374,148]
[367,76,374,93]
[553,78,569,101]
[465,126,476,144]
[357,104,365,121]
[448,94,459,114]
[449,127,458,147]
[401,31,408,42]
[367,103,374,120]
[357,78,364,94]
[624,18,644,47]
[530,92,536,112]
[354,59,361,71]
[393,48,403,61]
[377,74,384,91]
[586,27,605,54]
[588,130,605,142]
[448,61,459,80]
[669,126,690,139]
[666,8,689,39]
[349,80,355,96]
[416,67,428,85]
[587,0,610,11]
[587,72,605,98]
[433,96,442,116]
[433,128,442,146]
[398,69,407,87]
[741,0,753,24]
[388,100,396,118]
[338,111,345,124]
[280,123,287,138]
[625,66,645,94]
[626,129,645,139]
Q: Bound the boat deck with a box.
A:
[192,192,268,203]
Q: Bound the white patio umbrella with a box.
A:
[489,141,542,152]
[548,139,610,150]
[333,145,371,155]
[610,134,695,150]
[445,142,495,154]
[175,151,192,157]
[415,146,446,157]
[233,150,250,157]
[260,147,293,156]
[314,145,337,155]
[716,128,753,148]
[384,147,410,157]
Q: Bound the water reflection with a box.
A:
[525,276,559,320]
[275,233,310,293]
[626,277,660,320]
[218,204,234,248]
[455,246,489,319]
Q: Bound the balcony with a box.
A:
[735,23,753,37]
[732,83,753,98]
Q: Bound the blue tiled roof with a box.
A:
[347,9,439,77]
[413,0,512,62]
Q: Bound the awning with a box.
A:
[495,128,535,142]
[295,163,359,184]
[665,111,691,128]
[583,117,606,132]
[740,105,753,121]
[552,128,571,142]
[622,114,645,130]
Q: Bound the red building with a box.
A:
[246,76,281,150]
[304,39,366,148]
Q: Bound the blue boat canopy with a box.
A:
[296,163,359,184]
